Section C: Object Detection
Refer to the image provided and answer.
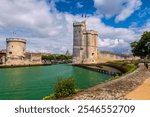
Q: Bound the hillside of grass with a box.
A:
[105,60,140,75]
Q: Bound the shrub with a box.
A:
[54,78,76,98]
[133,60,141,66]
[43,78,78,100]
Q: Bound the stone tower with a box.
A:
[73,21,98,64]
[73,21,86,64]
[6,38,26,59]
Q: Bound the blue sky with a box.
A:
[0,0,150,54]
[55,0,150,28]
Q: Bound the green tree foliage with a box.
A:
[42,55,72,61]
[131,31,150,58]
[42,55,55,60]
[54,78,76,98]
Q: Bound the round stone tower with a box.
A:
[6,38,26,59]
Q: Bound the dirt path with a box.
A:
[125,77,150,100]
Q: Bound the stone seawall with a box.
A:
[0,63,50,68]
[73,64,150,100]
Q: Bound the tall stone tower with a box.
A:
[73,21,86,64]
[73,21,98,64]
[6,38,26,59]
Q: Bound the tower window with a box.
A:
[9,52,12,54]
[80,48,83,50]
[92,53,94,55]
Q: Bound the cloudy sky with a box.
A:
[0,0,149,54]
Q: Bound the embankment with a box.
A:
[72,64,150,100]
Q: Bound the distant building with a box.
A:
[73,21,98,64]
[0,52,6,64]
[65,50,71,56]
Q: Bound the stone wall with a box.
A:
[97,52,140,63]
[30,53,42,64]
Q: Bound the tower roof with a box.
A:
[6,38,26,43]
[73,21,86,26]
[84,30,98,35]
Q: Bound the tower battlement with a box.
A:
[73,21,85,26]
[84,30,98,35]
[6,38,26,43]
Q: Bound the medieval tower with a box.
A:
[73,21,98,64]
[4,38,42,65]
[6,38,26,59]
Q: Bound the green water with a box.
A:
[0,64,112,100]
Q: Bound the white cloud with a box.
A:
[115,0,142,22]
[93,0,142,22]
[94,0,122,18]
[0,0,76,53]
[129,19,150,35]
[85,17,137,53]
[76,2,84,9]
[0,0,147,54]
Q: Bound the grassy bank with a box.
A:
[96,60,140,83]
[104,60,139,75]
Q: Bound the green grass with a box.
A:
[106,60,139,77]
[107,60,139,72]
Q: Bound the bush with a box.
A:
[132,60,141,66]
[43,78,78,100]
[54,78,76,98]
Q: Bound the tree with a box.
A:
[131,31,150,58]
